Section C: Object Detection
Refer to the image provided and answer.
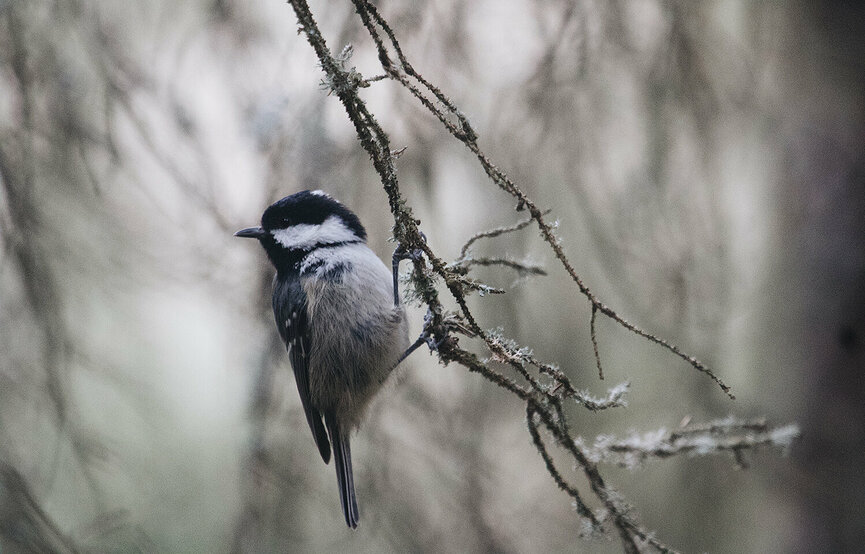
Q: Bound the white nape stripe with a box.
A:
[310,190,331,198]
[300,241,362,275]
[271,215,358,250]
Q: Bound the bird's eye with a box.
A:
[282,217,292,226]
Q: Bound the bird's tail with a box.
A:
[325,413,359,529]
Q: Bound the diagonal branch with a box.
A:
[283,1,794,551]
[349,0,733,400]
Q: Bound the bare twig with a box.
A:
[458,212,547,260]
[590,303,604,380]
[458,256,546,275]
[526,405,600,530]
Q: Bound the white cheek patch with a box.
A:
[271,215,358,250]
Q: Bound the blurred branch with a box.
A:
[0,463,79,554]
[284,1,797,550]
[0,3,68,426]
[0,3,162,549]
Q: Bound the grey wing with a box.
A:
[274,278,332,464]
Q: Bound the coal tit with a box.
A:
[235,190,409,529]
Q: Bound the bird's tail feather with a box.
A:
[325,413,359,529]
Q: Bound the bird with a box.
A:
[234,190,410,529]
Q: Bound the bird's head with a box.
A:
[235,190,367,270]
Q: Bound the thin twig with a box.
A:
[526,405,600,530]
[458,212,547,260]
[590,303,604,380]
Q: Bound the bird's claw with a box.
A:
[395,308,472,367]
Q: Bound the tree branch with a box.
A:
[283,1,795,549]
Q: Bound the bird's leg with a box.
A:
[394,308,464,368]
[395,333,426,367]
[394,309,436,368]
[391,233,426,306]
[391,245,405,307]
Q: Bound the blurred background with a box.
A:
[1,1,863,552]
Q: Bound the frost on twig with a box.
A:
[588,417,801,470]
[318,44,367,95]
[571,382,630,411]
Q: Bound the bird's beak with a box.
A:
[234,226,266,239]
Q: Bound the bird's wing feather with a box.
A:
[325,411,359,528]
[274,277,331,463]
